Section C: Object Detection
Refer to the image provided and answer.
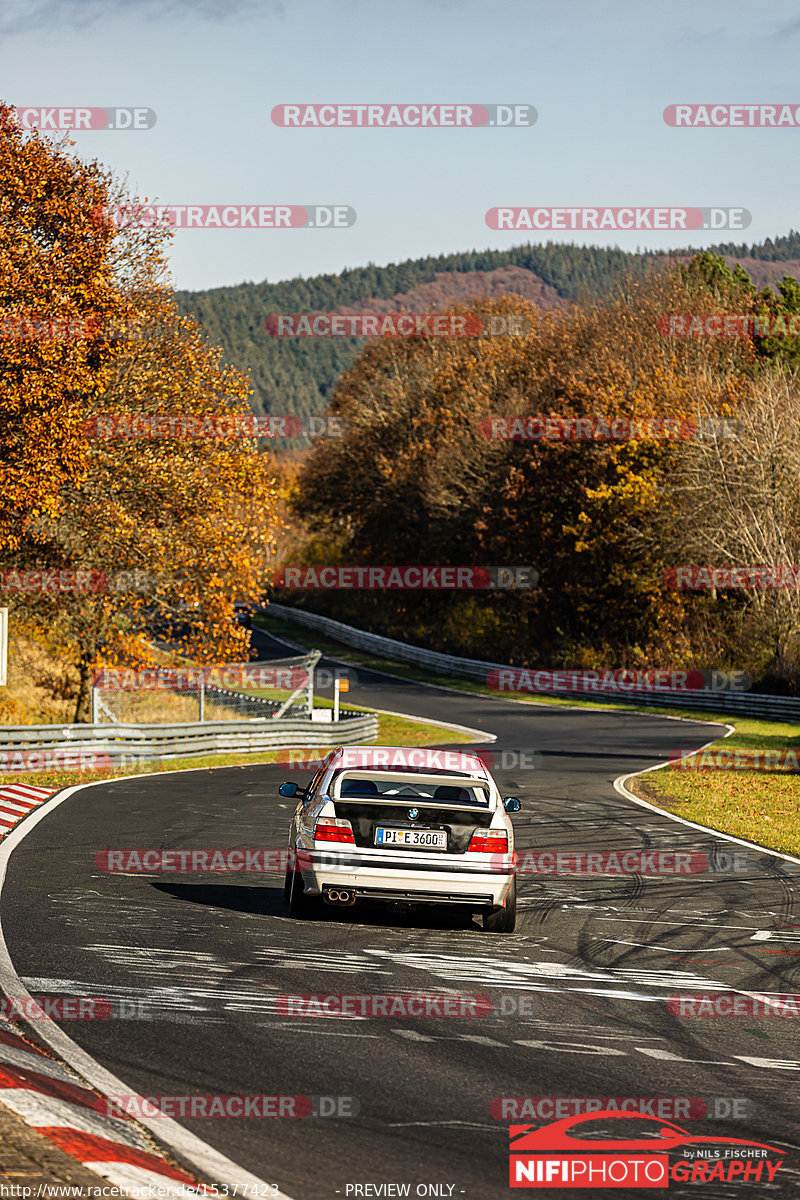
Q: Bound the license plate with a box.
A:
[375,827,447,850]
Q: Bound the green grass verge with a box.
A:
[258,610,800,857]
[629,716,800,858]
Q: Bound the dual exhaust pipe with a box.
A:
[323,887,357,906]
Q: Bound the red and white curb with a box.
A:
[0,784,52,834]
[0,1024,203,1193]
[0,779,293,1198]
[0,786,204,1193]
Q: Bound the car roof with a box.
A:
[325,746,493,779]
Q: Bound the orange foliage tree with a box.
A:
[290,266,761,669]
[0,105,123,548]
[1,106,279,720]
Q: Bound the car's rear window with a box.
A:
[332,772,490,805]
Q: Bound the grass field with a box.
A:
[629,717,800,858]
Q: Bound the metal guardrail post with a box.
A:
[307,651,315,714]
[199,678,205,722]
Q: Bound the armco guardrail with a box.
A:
[267,603,800,722]
[0,712,378,770]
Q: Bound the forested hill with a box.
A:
[173,233,800,424]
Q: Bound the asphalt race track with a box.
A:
[2,628,800,1198]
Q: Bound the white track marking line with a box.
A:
[348,704,496,742]
[614,729,800,867]
[614,734,800,1017]
[636,1047,729,1065]
[608,940,735,953]
[0,782,295,1200]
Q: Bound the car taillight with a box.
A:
[467,831,509,854]
[314,817,355,844]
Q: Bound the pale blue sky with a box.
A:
[2,0,799,290]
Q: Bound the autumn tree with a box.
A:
[0,104,123,549]
[1,110,279,721]
[289,264,763,669]
[660,366,800,686]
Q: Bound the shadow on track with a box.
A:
[152,881,480,930]
[152,881,286,916]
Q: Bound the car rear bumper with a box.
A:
[297,847,514,907]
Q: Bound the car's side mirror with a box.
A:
[279,781,299,798]
[503,797,521,812]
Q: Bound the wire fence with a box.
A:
[92,653,321,724]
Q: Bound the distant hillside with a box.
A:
[173,233,800,426]
[324,265,566,314]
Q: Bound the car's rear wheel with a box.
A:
[483,876,516,932]
[285,866,318,918]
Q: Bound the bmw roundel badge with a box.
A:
[408,808,419,820]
